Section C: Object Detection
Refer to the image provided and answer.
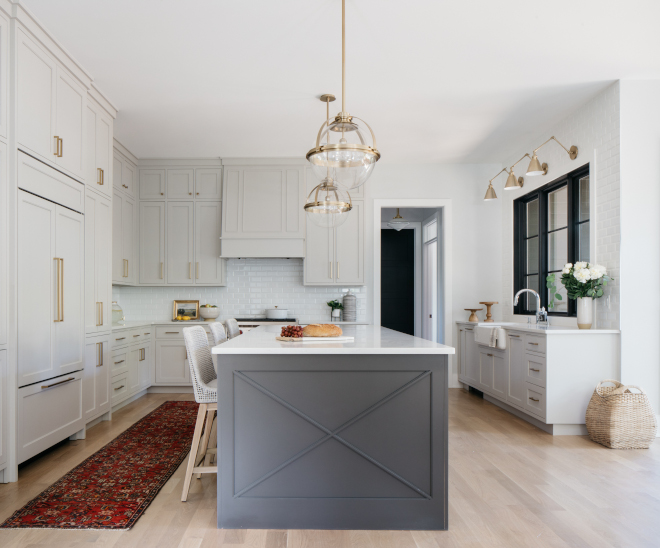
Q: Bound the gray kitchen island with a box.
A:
[211,324,455,530]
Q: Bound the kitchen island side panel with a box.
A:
[217,354,448,530]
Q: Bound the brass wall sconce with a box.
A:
[483,154,526,201]
[526,136,578,176]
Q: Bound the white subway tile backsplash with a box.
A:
[112,258,366,324]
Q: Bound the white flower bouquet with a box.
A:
[547,262,612,309]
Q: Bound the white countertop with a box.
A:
[212,325,455,355]
[455,320,620,335]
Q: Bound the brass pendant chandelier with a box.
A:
[305,94,353,228]
[387,208,410,231]
[306,0,380,191]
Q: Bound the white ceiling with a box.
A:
[24,0,660,163]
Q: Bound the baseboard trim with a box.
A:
[112,389,149,413]
[147,386,193,394]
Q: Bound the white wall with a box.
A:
[498,82,621,329]
[113,258,367,324]
[619,80,660,417]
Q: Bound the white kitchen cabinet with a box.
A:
[195,168,222,199]
[195,201,225,284]
[304,201,364,285]
[0,12,9,139]
[478,348,494,393]
[18,191,84,388]
[0,350,6,472]
[506,333,526,408]
[85,99,112,198]
[492,351,507,400]
[139,169,165,199]
[335,201,364,284]
[128,347,140,395]
[113,152,136,197]
[168,169,194,199]
[18,370,84,464]
[167,201,194,284]
[155,341,190,384]
[83,334,110,422]
[139,201,165,284]
[112,190,136,284]
[17,29,85,181]
[0,142,6,346]
[221,165,305,257]
[463,327,478,386]
[85,189,112,333]
[304,218,334,284]
[138,344,151,390]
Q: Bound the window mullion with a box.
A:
[539,190,548,312]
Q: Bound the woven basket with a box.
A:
[585,379,657,449]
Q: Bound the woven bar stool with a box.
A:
[225,318,241,339]
[181,326,218,502]
[209,321,227,345]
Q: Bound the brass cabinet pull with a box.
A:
[97,168,104,185]
[160,262,163,279]
[100,302,103,325]
[189,192,192,195]
[53,136,62,157]
[528,342,539,346]
[42,376,75,389]
[465,328,473,331]
[123,259,128,277]
[509,334,520,338]
[337,261,340,279]
[529,397,539,402]
[114,359,125,364]
[530,368,540,372]
[126,259,129,278]
[165,331,179,334]
[114,385,125,391]
[115,337,125,341]
[133,334,140,337]
[487,353,493,357]
[330,261,333,279]
[97,342,104,367]
[160,192,164,195]
[196,262,199,279]
[196,192,199,195]
[53,258,64,322]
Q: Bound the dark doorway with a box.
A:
[381,229,415,335]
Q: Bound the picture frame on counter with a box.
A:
[173,300,200,320]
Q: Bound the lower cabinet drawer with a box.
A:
[18,371,84,464]
[523,382,546,420]
[524,353,546,388]
[111,350,129,376]
[112,331,131,349]
[111,374,129,405]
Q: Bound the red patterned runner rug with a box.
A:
[1,401,199,530]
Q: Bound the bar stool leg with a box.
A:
[182,403,207,502]
[196,408,215,479]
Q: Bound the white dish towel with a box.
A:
[475,326,497,347]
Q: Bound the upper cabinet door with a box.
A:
[0,12,9,139]
[334,201,364,285]
[122,161,135,198]
[139,169,166,199]
[86,104,98,188]
[194,201,223,284]
[122,197,135,283]
[113,155,123,192]
[84,191,98,334]
[223,166,304,239]
[112,190,124,283]
[95,111,112,198]
[139,201,165,284]
[304,218,334,285]
[95,195,112,329]
[17,29,56,162]
[55,67,85,178]
[167,169,194,199]
[167,201,194,284]
[195,168,222,200]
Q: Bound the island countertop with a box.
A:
[211,324,455,355]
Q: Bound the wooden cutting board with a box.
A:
[276,336,355,343]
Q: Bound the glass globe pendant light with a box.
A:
[304,94,353,229]
[306,0,380,191]
[387,208,410,231]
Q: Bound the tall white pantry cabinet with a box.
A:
[1,0,117,481]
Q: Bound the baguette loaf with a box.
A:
[302,324,343,337]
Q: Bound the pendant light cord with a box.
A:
[342,0,346,115]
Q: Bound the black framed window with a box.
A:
[513,164,590,317]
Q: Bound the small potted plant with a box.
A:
[199,304,220,322]
[327,300,344,321]
[547,262,612,329]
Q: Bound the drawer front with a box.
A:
[129,329,143,345]
[18,371,84,464]
[525,354,546,388]
[524,334,546,355]
[111,374,129,405]
[112,331,131,349]
[156,325,210,339]
[523,382,546,420]
[111,350,129,376]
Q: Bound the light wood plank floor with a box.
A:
[0,389,658,548]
